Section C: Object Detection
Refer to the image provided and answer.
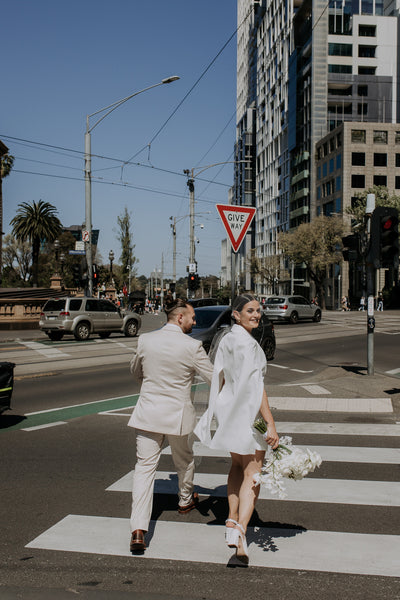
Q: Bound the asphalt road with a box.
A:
[1,311,400,600]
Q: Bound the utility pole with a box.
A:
[365,193,376,376]
[184,169,196,267]
[160,254,164,308]
[170,217,177,298]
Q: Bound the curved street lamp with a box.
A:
[84,76,180,296]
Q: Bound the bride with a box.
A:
[194,293,279,564]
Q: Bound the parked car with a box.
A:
[190,305,275,360]
[263,295,322,324]
[188,298,221,308]
[39,297,141,341]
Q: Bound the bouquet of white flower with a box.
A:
[253,418,322,499]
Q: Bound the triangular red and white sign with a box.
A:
[216,204,256,253]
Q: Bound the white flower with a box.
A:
[253,419,322,498]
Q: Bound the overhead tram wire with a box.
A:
[1,134,231,188]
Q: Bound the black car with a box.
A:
[190,305,275,360]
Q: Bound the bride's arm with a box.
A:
[260,389,279,449]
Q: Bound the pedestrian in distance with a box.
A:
[128,297,213,553]
[359,296,366,311]
[194,294,279,565]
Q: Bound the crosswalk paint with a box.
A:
[107,470,400,506]
[26,515,400,577]
[163,441,400,464]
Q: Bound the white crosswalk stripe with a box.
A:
[25,418,400,577]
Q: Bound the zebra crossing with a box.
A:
[26,418,400,577]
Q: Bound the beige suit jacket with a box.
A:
[127,323,213,436]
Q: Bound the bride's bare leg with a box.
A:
[237,450,265,532]
[227,453,243,522]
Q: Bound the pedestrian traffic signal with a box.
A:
[341,234,359,262]
[369,207,399,269]
[188,273,199,291]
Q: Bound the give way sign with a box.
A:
[216,204,256,253]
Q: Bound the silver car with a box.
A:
[39,297,141,341]
[263,296,321,324]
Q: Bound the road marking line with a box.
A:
[301,385,331,395]
[276,421,400,436]
[107,470,400,506]
[162,441,400,464]
[269,397,392,412]
[20,341,70,359]
[386,367,400,375]
[25,516,400,577]
[21,421,67,431]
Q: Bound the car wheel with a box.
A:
[263,337,276,361]
[74,321,90,341]
[47,331,64,341]
[98,332,111,339]
[313,310,322,322]
[124,319,138,337]
[289,311,299,324]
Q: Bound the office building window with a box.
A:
[336,153,342,169]
[329,64,352,74]
[395,176,400,189]
[359,24,376,36]
[396,132,400,144]
[374,153,387,167]
[323,162,327,177]
[352,152,365,166]
[358,66,376,75]
[317,186,321,200]
[317,165,321,180]
[336,176,341,191]
[361,0,373,14]
[329,158,334,173]
[396,154,400,167]
[329,43,352,56]
[358,85,368,96]
[336,197,341,212]
[373,130,388,144]
[351,129,366,143]
[352,174,365,188]
[358,45,375,58]
[373,175,387,186]
[358,103,368,116]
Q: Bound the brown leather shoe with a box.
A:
[130,529,146,552]
[178,492,199,514]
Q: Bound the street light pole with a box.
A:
[84,75,180,296]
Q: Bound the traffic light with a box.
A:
[72,264,82,286]
[188,273,200,291]
[92,264,99,288]
[341,234,359,262]
[369,207,399,269]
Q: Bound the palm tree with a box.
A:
[11,200,62,286]
[0,153,14,282]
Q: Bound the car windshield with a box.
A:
[193,309,227,329]
[265,298,285,305]
[43,300,66,312]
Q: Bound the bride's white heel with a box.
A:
[225,519,238,547]
[235,523,249,564]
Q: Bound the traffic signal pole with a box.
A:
[365,194,375,376]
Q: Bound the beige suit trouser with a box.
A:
[130,429,195,532]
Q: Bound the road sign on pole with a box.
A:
[216,204,256,252]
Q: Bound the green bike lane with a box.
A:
[1,382,209,432]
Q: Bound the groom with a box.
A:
[128,297,213,552]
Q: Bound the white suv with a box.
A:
[39,297,141,341]
[263,296,322,324]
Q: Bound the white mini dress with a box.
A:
[194,324,268,455]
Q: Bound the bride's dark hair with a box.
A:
[232,294,257,313]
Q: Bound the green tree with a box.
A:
[279,215,344,309]
[10,200,62,286]
[0,153,14,282]
[346,185,400,227]
[2,233,31,286]
[116,207,137,284]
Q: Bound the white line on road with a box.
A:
[20,341,70,359]
[162,441,400,464]
[301,385,331,395]
[107,470,400,506]
[21,421,67,431]
[26,516,400,577]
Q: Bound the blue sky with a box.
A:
[1,0,238,280]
